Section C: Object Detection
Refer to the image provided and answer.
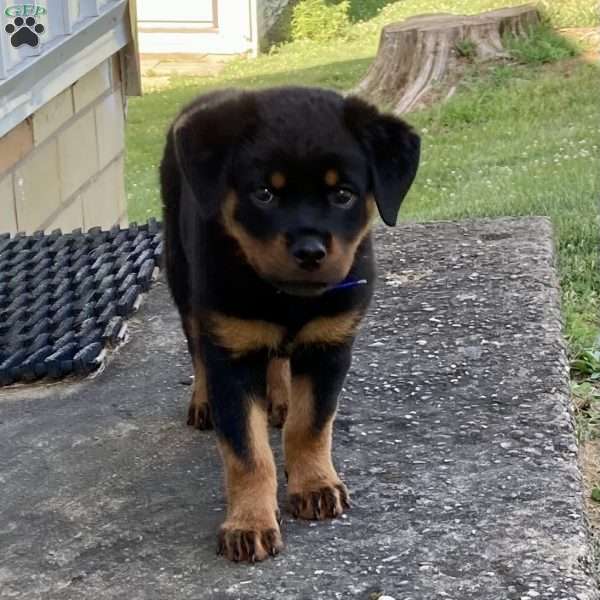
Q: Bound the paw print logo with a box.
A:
[4,16,45,48]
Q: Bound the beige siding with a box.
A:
[95,91,125,170]
[0,173,17,234]
[58,109,99,201]
[45,197,84,233]
[1,56,128,234]
[32,88,75,145]
[14,140,61,232]
[81,157,126,231]
[0,120,33,175]
[72,61,111,112]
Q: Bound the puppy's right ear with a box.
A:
[171,90,257,219]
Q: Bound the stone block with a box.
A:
[0,218,596,599]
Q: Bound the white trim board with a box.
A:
[0,1,130,139]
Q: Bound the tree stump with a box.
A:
[355,5,540,114]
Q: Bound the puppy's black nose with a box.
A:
[290,236,326,270]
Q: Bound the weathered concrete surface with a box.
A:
[0,217,597,600]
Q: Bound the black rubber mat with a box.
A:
[0,220,162,386]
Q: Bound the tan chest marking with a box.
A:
[209,313,285,356]
[295,310,362,347]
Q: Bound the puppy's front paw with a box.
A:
[289,481,350,520]
[217,518,282,562]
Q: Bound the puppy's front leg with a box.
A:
[285,344,352,520]
[203,341,282,562]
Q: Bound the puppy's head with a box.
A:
[172,87,420,296]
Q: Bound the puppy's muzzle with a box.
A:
[289,235,327,272]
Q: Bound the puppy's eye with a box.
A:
[330,189,357,209]
[251,188,276,207]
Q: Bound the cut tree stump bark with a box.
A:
[355,4,540,114]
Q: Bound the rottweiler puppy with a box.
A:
[160,86,420,562]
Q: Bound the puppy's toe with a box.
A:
[289,482,350,520]
[217,526,282,562]
[186,400,212,430]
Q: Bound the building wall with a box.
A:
[138,0,254,55]
[137,0,292,55]
[0,55,128,236]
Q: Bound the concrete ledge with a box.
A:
[0,217,597,599]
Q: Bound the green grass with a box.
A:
[126,1,600,354]
[288,0,599,40]
[359,0,599,29]
[291,0,351,41]
[504,24,581,63]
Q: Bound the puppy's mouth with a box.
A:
[269,280,331,297]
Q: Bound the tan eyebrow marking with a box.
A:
[270,172,286,190]
[324,169,339,186]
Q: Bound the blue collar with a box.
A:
[274,278,368,296]
[328,278,368,292]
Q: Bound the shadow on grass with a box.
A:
[348,0,398,22]
[134,56,373,120]
[174,56,372,93]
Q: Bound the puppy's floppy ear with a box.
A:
[344,96,420,226]
[171,90,258,219]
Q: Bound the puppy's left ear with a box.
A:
[171,90,258,219]
[344,96,420,226]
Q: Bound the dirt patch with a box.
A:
[579,439,600,530]
[140,54,235,92]
[560,27,600,62]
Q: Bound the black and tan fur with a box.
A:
[160,86,420,562]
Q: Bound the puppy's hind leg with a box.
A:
[185,321,212,430]
[161,187,211,429]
